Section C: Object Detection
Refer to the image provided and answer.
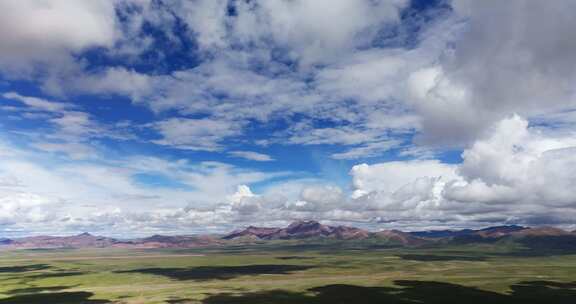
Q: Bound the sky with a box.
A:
[1,0,576,237]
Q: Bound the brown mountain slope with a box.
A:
[373,230,428,246]
[510,226,572,237]
[222,226,281,240]
[223,220,372,240]
[11,233,117,248]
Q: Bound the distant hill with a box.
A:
[223,220,426,245]
[507,227,576,251]
[509,226,571,237]
[372,230,428,246]
[0,238,13,245]
[222,226,282,240]
[2,232,222,249]
[409,228,477,239]
[0,222,574,250]
[223,220,372,240]
[128,234,223,248]
[442,225,576,251]
[9,233,117,249]
[409,225,527,239]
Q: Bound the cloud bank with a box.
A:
[1,0,576,235]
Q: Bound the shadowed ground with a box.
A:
[0,265,51,273]
[0,244,575,303]
[200,280,576,304]
[0,285,109,304]
[396,254,487,261]
[117,264,315,281]
[0,292,109,304]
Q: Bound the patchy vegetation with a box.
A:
[0,241,575,303]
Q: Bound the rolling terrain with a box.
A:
[0,221,575,303]
[2,220,575,251]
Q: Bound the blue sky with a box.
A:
[1,0,576,236]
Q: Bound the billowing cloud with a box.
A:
[178,0,408,64]
[408,0,576,146]
[0,0,117,76]
[445,115,576,209]
[1,1,576,235]
[0,140,289,236]
[185,116,576,230]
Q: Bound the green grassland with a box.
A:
[0,241,575,303]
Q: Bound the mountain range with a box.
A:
[1,220,575,250]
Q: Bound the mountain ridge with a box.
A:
[1,221,574,249]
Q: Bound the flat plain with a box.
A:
[1,242,575,303]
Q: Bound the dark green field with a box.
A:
[1,242,575,303]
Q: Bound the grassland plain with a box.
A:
[0,241,575,303]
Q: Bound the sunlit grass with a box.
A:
[0,242,575,303]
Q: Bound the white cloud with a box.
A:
[228,151,274,162]
[177,0,229,50]
[68,67,152,100]
[0,0,117,76]
[31,142,98,160]
[406,0,576,146]
[177,0,408,66]
[316,49,419,104]
[286,124,385,146]
[445,115,576,209]
[449,0,576,114]
[49,1,425,156]
[405,66,484,146]
[2,114,576,234]
[0,0,444,159]
[2,1,576,233]
[1,91,140,161]
[152,117,242,151]
[331,140,402,160]
[350,160,458,198]
[283,121,410,159]
[289,185,345,212]
[345,115,576,226]
[50,111,97,138]
[0,140,288,235]
[2,92,72,112]
[198,116,575,228]
[4,0,575,156]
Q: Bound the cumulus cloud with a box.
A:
[4,0,575,154]
[0,0,448,159]
[0,0,117,76]
[407,0,576,146]
[177,0,408,65]
[0,140,288,235]
[190,116,576,229]
[2,115,576,234]
[350,160,457,198]
[2,1,576,234]
[287,185,345,212]
[350,115,576,226]
[445,115,576,209]
[450,0,576,113]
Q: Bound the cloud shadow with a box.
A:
[199,280,576,304]
[117,264,314,281]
